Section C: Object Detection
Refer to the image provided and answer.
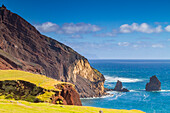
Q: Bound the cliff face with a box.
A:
[0,6,105,97]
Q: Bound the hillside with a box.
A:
[0,5,105,98]
[0,70,82,105]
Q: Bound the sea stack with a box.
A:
[114,80,129,92]
[145,75,161,91]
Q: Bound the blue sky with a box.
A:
[2,0,170,59]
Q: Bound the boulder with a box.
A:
[55,84,82,106]
[145,75,161,91]
[114,80,129,92]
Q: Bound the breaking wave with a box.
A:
[105,75,144,83]
[130,89,170,92]
[151,90,170,92]
[80,94,114,100]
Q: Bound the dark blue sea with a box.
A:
[81,60,170,113]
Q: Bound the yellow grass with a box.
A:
[0,99,145,113]
[0,70,72,91]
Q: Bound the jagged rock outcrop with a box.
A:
[0,6,105,98]
[114,80,129,92]
[145,75,161,91]
[55,84,82,106]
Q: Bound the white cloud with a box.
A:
[168,39,170,41]
[70,34,82,38]
[152,44,164,48]
[133,45,139,48]
[61,23,101,34]
[35,22,59,33]
[35,22,101,34]
[120,23,162,33]
[118,42,130,46]
[165,25,170,32]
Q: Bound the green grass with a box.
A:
[0,99,144,113]
[0,70,72,91]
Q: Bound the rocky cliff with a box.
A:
[0,5,105,98]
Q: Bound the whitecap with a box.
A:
[107,92,125,100]
[151,90,170,92]
[80,94,114,100]
[104,75,144,83]
[129,89,170,92]
[129,90,140,92]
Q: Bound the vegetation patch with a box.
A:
[0,70,72,103]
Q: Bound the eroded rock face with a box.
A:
[114,80,129,92]
[55,84,82,106]
[0,6,105,98]
[145,75,161,91]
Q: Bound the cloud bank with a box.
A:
[120,23,162,33]
[35,22,101,34]
[35,22,170,39]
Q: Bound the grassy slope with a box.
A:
[0,70,72,91]
[0,99,144,113]
[0,70,144,113]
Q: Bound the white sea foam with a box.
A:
[80,94,114,100]
[104,75,144,83]
[152,90,170,92]
[129,90,140,92]
[107,92,126,100]
[130,89,170,92]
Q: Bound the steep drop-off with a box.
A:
[0,5,105,97]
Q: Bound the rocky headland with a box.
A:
[0,5,105,98]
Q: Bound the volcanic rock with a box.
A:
[0,5,105,98]
[60,84,82,106]
[114,80,129,92]
[145,75,161,91]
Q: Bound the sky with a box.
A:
[1,0,170,59]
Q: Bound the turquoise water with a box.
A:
[81,60,170,113]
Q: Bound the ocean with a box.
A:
[81,60,170,113]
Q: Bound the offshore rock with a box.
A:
[145,75,161,91]
[0,5,105,98]
[114,80,129,92]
